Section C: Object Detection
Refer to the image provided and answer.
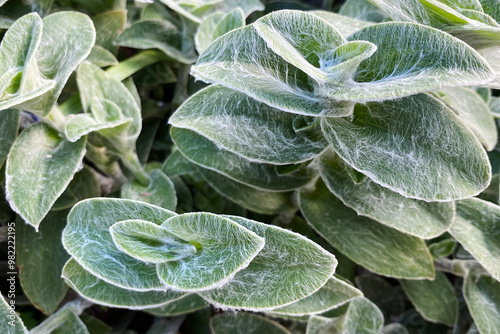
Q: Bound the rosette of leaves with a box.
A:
[60,197,362,314]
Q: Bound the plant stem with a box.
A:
[42,106,67,132]
[120,150,150,186]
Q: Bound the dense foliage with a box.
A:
[0,0,499,333]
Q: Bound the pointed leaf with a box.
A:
[172,127,317,191]
[321,94,491,201]
[157,213,265,291]
[211,313,291,334]
[121,169,177,211]
[400,271,458,325]
[300,179,435,279]
[62,258,186,309]
[200,215,337,310]
[170,85,328,164]
[449,197,500,281]
[17,211,69,315]
[6,123,86,229]
[63,198,177,291]
[110,219,196,264]
[271,276,362,316]
[0,109,19,169]
[319,149,454,238]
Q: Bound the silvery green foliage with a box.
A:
[62,198,338,311]
[0,293,28,334]
[211,313,291,334]
[195,8,245,54]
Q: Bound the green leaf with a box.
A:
[321,94,491,201]
[85,45,118,67]
[63,198,177,291]
[323,22,494,102]
[6,123,86,229]
[437,87,498,151]
[400,271,458,325]
[342,297,384,334]
[270,276,362,316]
[17,211,69,315]
[0,293,28,334]
[115,20,196,64]
[339,0,388,22]
[366,0,430,23]
[196,166,296,215]
[192,25,328,117]
[428,239,457,259]
[310,11,373,38]
[162,149,199,177]
[62,258,186,309]
[145,294,207,316]
[53,165,101,211]
[319,149,454,238]
[382,324,409,334]
[121,169,177,211]
[109,219,196,263]
[0,109,19,169]
[172,128,317,191]
[157,213,265,291]
[200,215,337,310]
[211,313,291,334]
[92,10,126,53]
[463,266,500,334]
[169,85,328,164]
[195,8,245,54]
[449,197,500,281]
[254,10,345,83]
[300,179,435,279]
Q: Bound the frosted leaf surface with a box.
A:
[366,0,430,23]
[319,149,453,238]
[92,10,126,54]
[121,169,177,211]
[162,149,199,176]
[172,127,317,191]
[85,45,118,67]
[200,215,337,310]
[270,276,362,316]
[0,290,28,333]
[321,94,491,201]
[5,123,86,229]
[342,297,384,334]
[192,26,330,116]
[195,8,245,55]
[62,258,185,309]
[339,0,388,22]
[115,20,196,64]
[211,313,291,334]
[254,10,346,83]
[449,197,500,281]
[437,87,498,151]
[197,166,296,215]
[300,180,435,279]
[170,85,328,164]
[110,220,196,264]
[463,265,500,334]
[0,109,18,169]
[157,213,265,291]
[145,294,207,316]
[77,62,141,141]
[324,22,494,102]
[62,198,177,291]
[306,315,341,334]
[309,11,373,38]
[400,271,458,325]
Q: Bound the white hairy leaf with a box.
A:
[195,8,245,54]
[145,294,207,316]
[211,313,292,334]
[309,11,373,38]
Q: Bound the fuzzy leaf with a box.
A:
[162,149,199,177]
[92,10,125,53]
[200,215,337,310]
[366,0,430,23]
[463,266,500,334]
[196,166,296,215]
[300,179,435,279]
[319,149,454,238]
[339,0,388,22]
[63,198,177,291]
[321,94,491,201]
[85,45,118,67]
[195,8,245,54]
[6,123,86,229]
[110,219,196,264]
[121,169,177,211]
[400,271,458,325]
[310,11,373,38]
[0,109,18,169]
[62,258,186,309]
[0,293,28,334]
[342,297,384,334]
[17,211,69,315]
[169,85,328,164]
[437,87,498,151]
[172,128,316,191]
[270,276,362,316]
[115,20,196,64]
[157,213,265,291]
[145,294,207,316]
[211,313,291,334]
[449,197,500,281]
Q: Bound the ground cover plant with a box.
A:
[0,0,499,333]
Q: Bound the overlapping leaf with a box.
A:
[211,313,291,334]
[195,8,245,54]
[0,109,18,169]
